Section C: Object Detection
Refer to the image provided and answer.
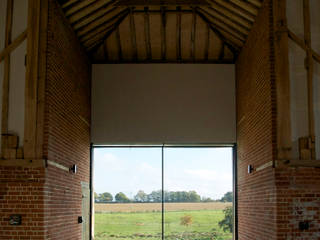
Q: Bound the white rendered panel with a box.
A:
[92,64,236,144]
[310,0,320,54]
[8,39,26,147]
[0,0,7,52]
[0,62,4,150]
[289,40,309,158]
[314,60,320,159]
[287,0,304,39]
[12,0,28,40]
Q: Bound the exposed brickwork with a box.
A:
[43,0,91,239]
[236,0,277,239]
[0,167,46,239]
[276,168,320,240]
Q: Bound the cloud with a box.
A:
[95,153,124,171]
[184,169,232,182]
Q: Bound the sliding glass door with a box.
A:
[93,146,235,240]
[93,147,162,239]
[164,147,233,240]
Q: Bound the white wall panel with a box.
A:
[92,64,236,144]
[287,0,304,39]
[310,0,320,54]
[0,61,4,150]
[289,40,309,158]
[8,39,26,147]
[0,0,7,52]
[12,0,28,40]
[314,60,320,159]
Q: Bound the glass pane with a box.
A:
[164,147,233,240]
[94,147,162,240]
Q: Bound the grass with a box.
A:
[94,209,232,240]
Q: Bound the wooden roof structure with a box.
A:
[58,0,263,63]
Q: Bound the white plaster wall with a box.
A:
[12,0,28,40]
[314,60,320,159]
[92,64,236,144]
[310,0,320,54]
[0,0,7,52]
[286,0,304,39]
[289,40,309,159]
[8,39,26,147]
[0,62,3,150]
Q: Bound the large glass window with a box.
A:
[93,146,234,240]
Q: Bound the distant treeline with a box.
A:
[94,190,233,203]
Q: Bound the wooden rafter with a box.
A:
[199,6,249,38]
[198,7,246,42]
[161,7,166,60]
[144,7,152,60]
[191,8,196,61]
[204,21,209,61]
[115,0,209,6]
[129,7,138,60]
[196,8,239,55]
[116,26,122,60]
[77,7,126,37]
[73,2,117,30]
[69,0,115,24]
[80,8,129,43]
[64,0,94,17]
[87,9,130,52]
[206,0,252,29]
[211,0,255,22]
[229,0,259,16]
[176,6,181,61]
[59,0,264,62]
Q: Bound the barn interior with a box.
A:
[0,0,320,239]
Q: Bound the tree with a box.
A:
[148,190,162,202]
[115,192,130,203]
[100,192,113,202]
[188,191,201,202]
[134,190,148,202]
[220,192,233,202]
[180,215,193,227]
[219,206,233,233]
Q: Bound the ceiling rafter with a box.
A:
[144,7,152,60]
[64,0,95,17]
[129,7,138,60]
[195,8,240,55]
[68,0,115,24]
[202,3,251,30]
[82,8,130,46]
[59,0,265,63]
[73,1,117,30]
[197,7,246,42]
[211,0,255,22]
[88,9,130,52]
[199,6,249,35]
[229,0,259,16]
[77,7,127,37]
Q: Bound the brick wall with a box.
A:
[43,0,91,239]
[276,168,320,239]
[236,0,277,239]
[0,167,46,239]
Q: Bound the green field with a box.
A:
[94,209,232,240]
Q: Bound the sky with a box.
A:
[93,147,233,200]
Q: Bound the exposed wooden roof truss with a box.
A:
[58,0,264,63]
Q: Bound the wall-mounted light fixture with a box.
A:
[248,165,254,174]
[69,164,77,174]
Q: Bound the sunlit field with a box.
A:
[94,203,233,240]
